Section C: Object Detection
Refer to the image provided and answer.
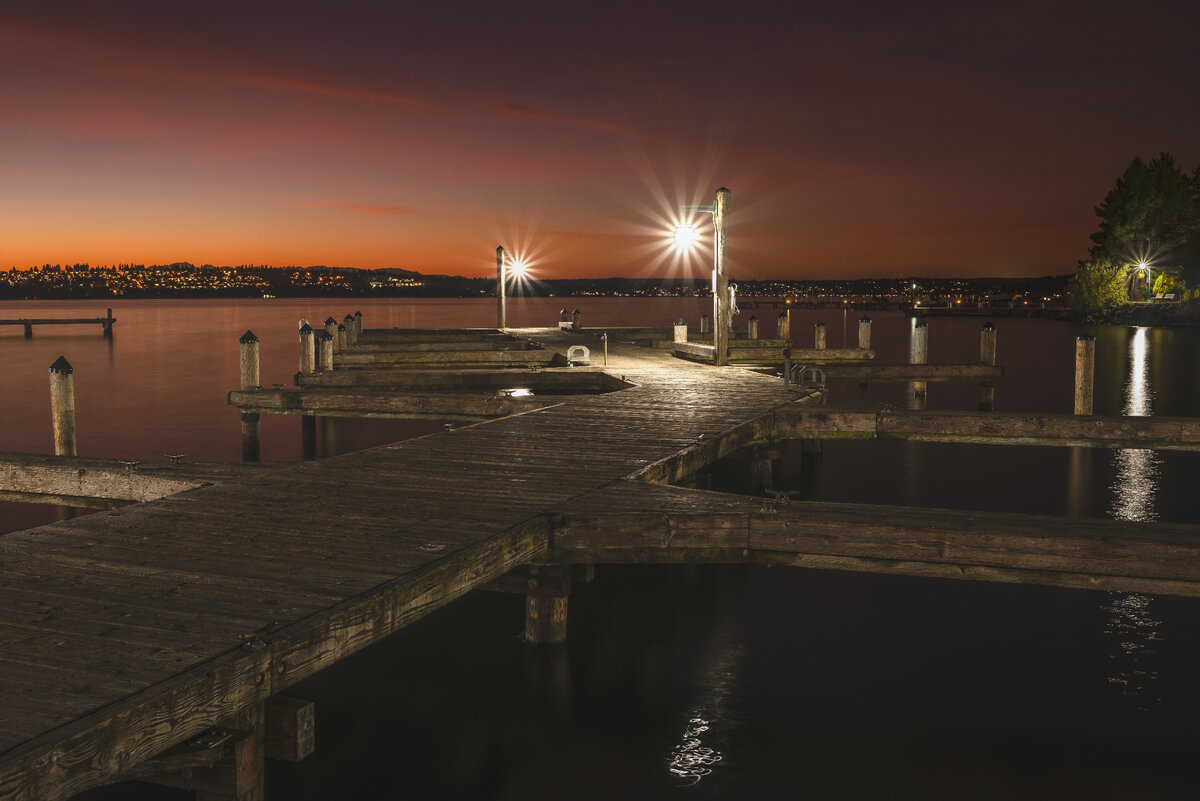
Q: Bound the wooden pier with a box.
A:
[0,309,115,338]
[2,321,1199,799]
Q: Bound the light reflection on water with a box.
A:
[666,619,740,786]
[1105,327,1162,711]
[667,717,722,786]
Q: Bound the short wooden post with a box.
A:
[354,310,363,339]
[526,594,568,643]
[1074,335,1095,415]
[23,322,32,338]
[782,346,792,385]
[814,322,827,350]
[777,311,789,340]
[571,309,581,332]
[979,321,996,411]
[103,308,114,338]
[343,314,357,347]
[298,323,316,375]
[748,316,758,340]
[239,330,260,390]
[336,323,347,351]
[324,317,339,352]
[858,316,871,350]
[673,316,688,343]
[560,308,569,325]
[699,314,709,334]
[49,356,76,457]
[318,330,334,372]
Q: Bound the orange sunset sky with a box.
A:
[2,1,1198,281]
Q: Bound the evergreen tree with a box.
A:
[1088,152,1198,273]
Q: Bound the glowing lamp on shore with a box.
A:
[673,225,696,249]
[509,257,527,277]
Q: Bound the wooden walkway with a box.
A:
[0,330,818,800]
[4,325,1200,799]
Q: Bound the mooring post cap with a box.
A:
[239,330,259,344]
[337,323,346,331]
[676,317,686,325]
[299,323,313,334]
[324,317,338,326]
[49,356,73,374]
[860,315,871,323]
[915,319,928,328]
[982,321,996,331]
[344,314,354,322]
[317,330,333,340]
[1077,334,1094,341]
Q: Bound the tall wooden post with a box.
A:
[560,308,569,326]
[298,323,316,375]
[324,317,339,352]
[1074,335,1095,415]
[571,308,581,332]
[699,314,709,334]
[49,356,76,457]
[239,330,260,390]
[318,331,334,372]
[354,310,363,340]
[674,316,688,343]
[858,316,871,350]
[336,323,347,351]
[712,187,731,366]
[814,322,827,350]
[497,245,507,329]
[748,315,758,340]
[979,321,997,411]
[910,319,928,406]
[343,314,357,347]
[102,308,114,338]
[777,311,789,340]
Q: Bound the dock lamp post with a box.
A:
[495,246,527,329]
[675,187,731,366]
[1137,261,1151,301]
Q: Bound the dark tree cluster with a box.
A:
[1070,153,1200,316]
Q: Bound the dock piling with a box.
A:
[343,314,357,347]
[814,322,827,350]
[979,321,997,411]
[103,308,114,338]
[910,319,929,406]
[571,309,581,332]
[699,314,709,334]
[354,311,363,339]
[337,323,347,351]
[239,330,260,390]
[858,316,871,350]
[1074,335,1095,415]
[49,356,76,457]
[777,311,789,339]
[748,316,758,340]
[318,330,334,372]
[299,324,316,375]
[324,317,339,352]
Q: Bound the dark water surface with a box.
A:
[3,299,1199,799]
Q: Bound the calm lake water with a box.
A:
[3,298,1199,800]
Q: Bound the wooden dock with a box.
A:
[0,309,115,338]
[3,323,1200,799]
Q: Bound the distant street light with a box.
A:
[674,188,731,366]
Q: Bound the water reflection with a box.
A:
[1105,327,1162,710]
[666,619,740,786]
[667,716,722,786]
